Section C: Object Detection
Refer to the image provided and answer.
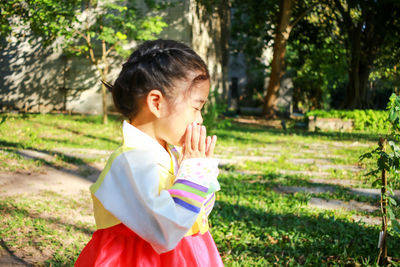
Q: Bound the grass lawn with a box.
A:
[0,113,399,266]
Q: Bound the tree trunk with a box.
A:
[218,0,231,100]
[343,35,376,109]
[101,37,108,124]
[190,0,229,100]
[263,0,292,117]
[101,65,109,124]
[343,26,362,109]
[338,4,382,109]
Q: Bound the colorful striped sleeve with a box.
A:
[203,193,216,216]
[167,158,219,214]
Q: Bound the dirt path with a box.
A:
[0,167,93,197]
[0,149,104,266]
[0,144,388,265]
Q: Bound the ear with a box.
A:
[146,89,164,118]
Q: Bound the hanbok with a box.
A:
[75,121,223,266]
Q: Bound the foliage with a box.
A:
[230,0,400,111]
[62,0,167,124]
[231,0,326,115]
[359,93,400,264]
[61,0,167,58]
[2,0,167,123]
[297,0,400,109]
[202,90,232,133]
[287,19,348,111]
[0,0,81,47]
[306,109,390,133]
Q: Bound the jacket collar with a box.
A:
[122,120,175,172]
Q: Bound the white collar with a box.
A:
[122,120,173,170]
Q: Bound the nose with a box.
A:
[196,112,203,125]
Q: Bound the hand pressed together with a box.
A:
[181,122,217,160]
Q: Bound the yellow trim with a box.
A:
[166,145,210,236]
[90,145,134,229]
[89,142,210,235]
[92,193,121,229]
[185,210,209,236]
[90,146,134,193]
[170,195,202,207]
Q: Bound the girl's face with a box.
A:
[157,73,210,147]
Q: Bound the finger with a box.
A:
[179,144,185,163]
[205,136,211,152]
[206,135,217,157]
[191,123,200,151]
[198,125,206,154]
[185,124,192,152]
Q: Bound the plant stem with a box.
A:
[378,137,388,265]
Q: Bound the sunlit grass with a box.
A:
[0,113,399,266]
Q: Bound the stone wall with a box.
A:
[0,0,228,114]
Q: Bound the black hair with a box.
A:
[106,39,210,118]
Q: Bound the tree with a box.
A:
[1,0,167,123]
[232,0,321,117]
[330,0,400,109]
[262,0,292,117]
[192,0,231,99]
[287,5,349,111]
[1,0,81,46]
[290,0,400,110]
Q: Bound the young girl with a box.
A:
[75,39,223,266]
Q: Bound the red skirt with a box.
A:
[75,223,223,267]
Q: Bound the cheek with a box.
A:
[177,120,193,145]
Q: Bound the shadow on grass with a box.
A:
[214,172,400,264]
[212,198,400,265]
[0,112,122,125]
[219,121,382,143]
[218,170,386,205]
[36,120,121,146]
[0,199,94,266]
[0,240,33,267]
[0,140,101,182]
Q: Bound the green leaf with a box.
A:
[371,178,381,187]
[388,197,397,206]
[115,31,127,40]
[377,157,387,170]
[389,109,398,122]
[387,207,396,221]
[388,187,395,196]
[359,152,372,161]
[392,219,400,234]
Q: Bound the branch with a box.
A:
[85,7,97,66]
[333,0,353,28]
[289,2,319,30]
[88,45,97,65]
[73,29,89,43]
[104,41,119,57]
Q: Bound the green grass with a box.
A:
[1,113,400,266]
[0,191,94,266]
[0,113,121,172]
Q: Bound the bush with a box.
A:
[306,109,390,132]
[202,90,231,133]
